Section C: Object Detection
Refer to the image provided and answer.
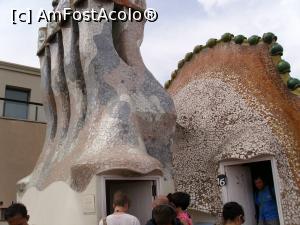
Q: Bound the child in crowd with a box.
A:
[153,205,177,225]
[222,202,245,225]
[167,192,193,225]
[146,196,182,225]
[5,203,30,225]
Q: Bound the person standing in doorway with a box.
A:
[222,202,245,225]
[254,177,280,225]
[99,191,140,225]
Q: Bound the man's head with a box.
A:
[152,196,169,208]
[5,203,29,225]
[254,177,265,190]
[222,202,245,225]
[153,205,177,225]
[113,191,130,212]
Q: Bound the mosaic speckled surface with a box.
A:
[168,41,300,225]
[26,0,176,192]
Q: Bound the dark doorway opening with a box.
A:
[105,180,157,225]
[224,160,281,225]
[248,161,274,190]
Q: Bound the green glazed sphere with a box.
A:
[270,43,283,56]
[262,32,277,44]
[277,60,291,74]
[287,78,300,90]
[171,71,177,80]
[206,38,218,48]
[233,35,246,44]
[178,59,185,69]
[248,35,261,45]
[185,52,194,62]
[193,45,203,54]
[164,80,171,89]
[221,33,234,42]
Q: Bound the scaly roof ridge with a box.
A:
[165,32,300,96]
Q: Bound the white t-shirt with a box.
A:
[99,213,141,225]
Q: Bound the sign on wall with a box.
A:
[217,174,227,187]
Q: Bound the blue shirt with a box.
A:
[255,186,279,221]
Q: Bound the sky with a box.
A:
[0,0,300,84]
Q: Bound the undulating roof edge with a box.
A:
[165,32,300,96]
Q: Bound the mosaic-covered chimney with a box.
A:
[29,0,176,192]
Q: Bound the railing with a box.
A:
[0,98,45,123]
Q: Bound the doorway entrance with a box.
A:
[98,176,160,225]
[220,158,283,225]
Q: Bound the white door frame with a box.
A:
[219,156,284,225]
[96,175,162,221]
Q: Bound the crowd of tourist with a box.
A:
[96,191,246,225]
[3,192,243,225]
[4,176,280,225]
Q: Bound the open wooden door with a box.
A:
[225,165,256,225]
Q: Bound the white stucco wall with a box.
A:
[18,174,175,225]
[19,178,98,225]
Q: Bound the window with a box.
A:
[3,86,30,120]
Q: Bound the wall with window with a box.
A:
[0,61,46,210]
[0,61,45,122]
